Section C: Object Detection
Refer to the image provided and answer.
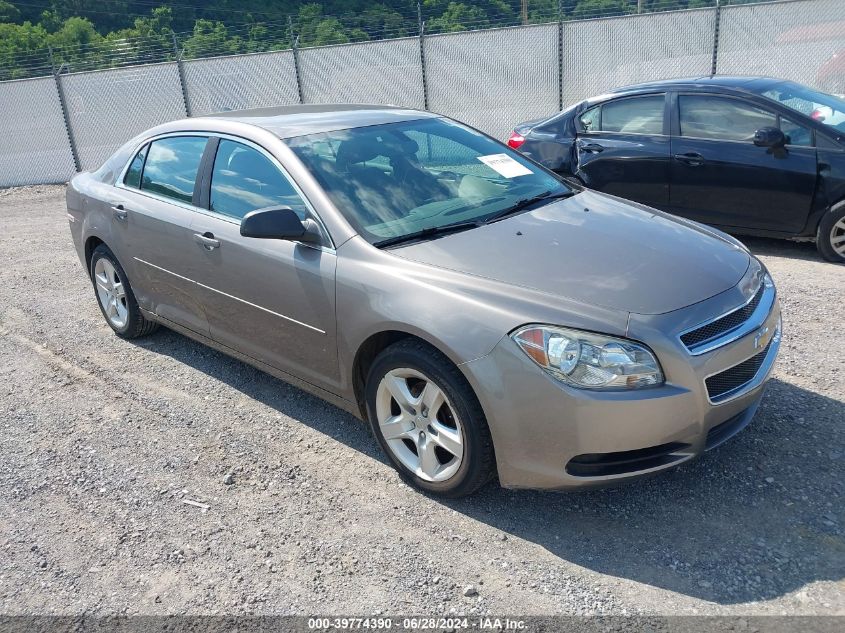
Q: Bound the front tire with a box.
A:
[365,339,495,497]
[90,244,158,339]
[817,201,845,263]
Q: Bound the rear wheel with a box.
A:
[90,244,158,339]
[365,339,495,497]
[817,202,845,263]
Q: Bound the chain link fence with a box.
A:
[182,51,301,117]
[1,0,843,188]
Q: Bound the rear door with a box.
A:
[574,93,670,207]
[115,135,210,336]
[669,93,817,233]
[189,137,340,391]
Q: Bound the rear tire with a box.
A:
[816,201,845,263]
[365,339,495,497]
[90,244,158,339]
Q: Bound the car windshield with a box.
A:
[286,117,572,246]
[759,81,845,133]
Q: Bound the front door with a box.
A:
[669,93,817,233]
[189,138,340,392]
[574,93,670,208]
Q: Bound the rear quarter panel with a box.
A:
[66,173,129,278]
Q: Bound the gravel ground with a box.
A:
[0,185,843,616]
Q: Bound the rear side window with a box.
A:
[580,96,664,135]
[679,95,776,141]
[123,145,148,188]
[210,139,310,220]
[140,136,208,204]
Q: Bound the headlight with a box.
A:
[511,325,664,390]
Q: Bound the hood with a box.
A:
[391,191,750,315]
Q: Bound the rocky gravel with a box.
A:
[0,185,843,616]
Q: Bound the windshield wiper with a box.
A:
[373,220,481,249]
[483,189,576,225]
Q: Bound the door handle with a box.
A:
[673,152,704,166]
[579,142,605,153]
[110,204,128,221]
[193,232,220,250]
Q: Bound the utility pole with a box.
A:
[522,0,529,25]
[638,0,643,15]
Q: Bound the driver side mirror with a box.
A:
[240,206,321,244]
[753,126,786,149]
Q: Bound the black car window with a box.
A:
[780,116,812,147]
[679,95,776,142]
[210,139,310,221]
[123,145,148,189]
[600,96,664,135]
[140,136,208,204]
[579,106,600,132]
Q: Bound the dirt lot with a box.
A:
[0,185,843,616]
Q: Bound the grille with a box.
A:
[681,282,765,350]
[706,338,773,401]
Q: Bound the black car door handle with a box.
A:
[673,152,704,166]
[110,204,128,221]
[193,232,220,250]
[579,142,605,153]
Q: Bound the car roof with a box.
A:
[194,103,439,139]
[604,75,788,95]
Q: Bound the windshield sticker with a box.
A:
[477,153,533,178]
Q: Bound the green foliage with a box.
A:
[572,0,634,20]
[426,3,489,33]
[0,0,19,22]
[0,0,718,78]
[0,21,49,79]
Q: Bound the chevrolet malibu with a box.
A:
[66,105,781,497]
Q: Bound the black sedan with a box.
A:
[509,76,845,262]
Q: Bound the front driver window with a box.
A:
[679,95,777,141]
[210,139,310,221]
[780,117,812,146]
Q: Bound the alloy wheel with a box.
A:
[375,368,465,482]
[830,217,845,257]
[94,258,128,329]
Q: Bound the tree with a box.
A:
[105,7,176,65]
[296,4,361,47]
[48,16,104,70]
[426,3,488,33]
[572,0,635,20]
[0,21,49,79]
[0,0,20,22]
[182,19,245,59]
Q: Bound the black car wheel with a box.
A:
[817,201,845,263]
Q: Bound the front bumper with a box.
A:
[461,280,781,490]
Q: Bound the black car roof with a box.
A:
[604,75,788,96]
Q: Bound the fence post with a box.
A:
[50,47,82,173]
[172,32,193,117]
[558,0,564,111]
[710,0,722,76]
[418,1,430,111]
[289,16,305,104]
